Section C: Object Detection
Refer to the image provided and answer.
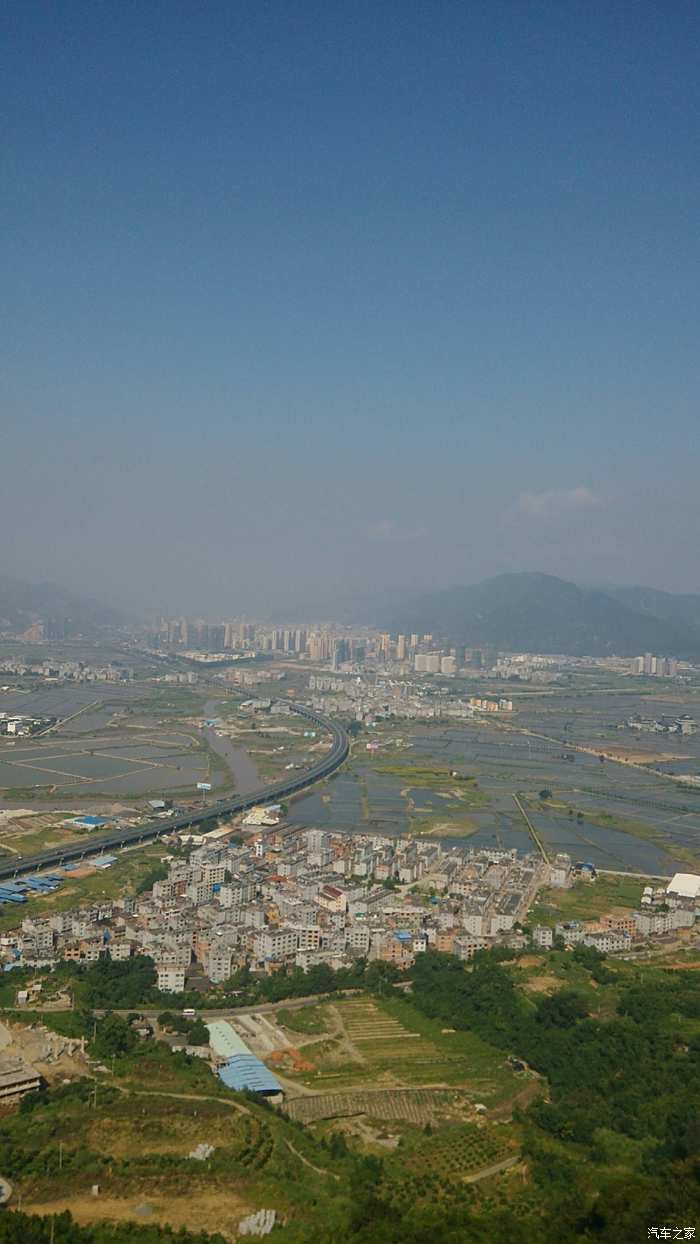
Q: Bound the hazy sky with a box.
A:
[3,1,699,615]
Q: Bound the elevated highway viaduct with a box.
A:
[0,703,349,883]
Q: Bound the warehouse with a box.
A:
[217,1055,283,1098]
[206,1020,283,1099]
[206,1019,251,1060]
[666,873,700,901]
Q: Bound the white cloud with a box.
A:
[365,518,427,542]
[515,486,605,519]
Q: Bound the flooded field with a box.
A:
[0,731,216,797]
[0,683,222,803]
[288,688,700,875]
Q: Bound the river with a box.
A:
[202,700,261,795]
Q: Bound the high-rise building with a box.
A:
[396,635,406,661]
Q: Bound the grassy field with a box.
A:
[0,841,167,932]
[408,813,480,838]
[9,1071,355,1241]
[0,813,95,857]
[528,874,649,927]
[277,1004,328,1035]
[273,994,523,1106]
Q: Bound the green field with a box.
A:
[528,874,649,927]
[277,1004,328,1035]
[4,1070,356,1241]
[373,763,489,806]
[387,1119,516,1180]
[273,994,524,1106]
[0,841,167,932]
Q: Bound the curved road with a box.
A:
[0,703,349,883]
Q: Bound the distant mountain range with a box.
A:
[358,572,700,658]
[0,574,124,635]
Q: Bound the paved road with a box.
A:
[95,992,362,1022]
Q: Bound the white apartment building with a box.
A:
[187,880,215,905]
[634,909,695,937]
[108,940,133,961]
[156,964,186,992]
[291,926,321,951]
[583,931,632,953]
[204,947,233,984]
[254,927,299,960]
[345,926,371,953]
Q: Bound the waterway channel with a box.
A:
[202,699,261,795]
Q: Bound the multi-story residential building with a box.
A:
[156,965,186,992]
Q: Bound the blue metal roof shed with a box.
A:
[217,1055,283,1097]
[92,854,118,869]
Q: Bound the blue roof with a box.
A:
[217,1055,282,1096]
[75,816,106,827]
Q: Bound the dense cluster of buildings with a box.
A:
[623,713,698,736]
[0,712,55,737]
[303,669,515,724]
[631,654,679,677]
[4,830,555,984]
[0,657,133,682]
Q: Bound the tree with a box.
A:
[188,1019,210,1045]
[535,990,588,1028]
[91,1013,138,1059]
[539,789,552,800]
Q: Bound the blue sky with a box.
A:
[2,1,699,614]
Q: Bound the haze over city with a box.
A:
[4,8,700,1240]
[3,2,700,616]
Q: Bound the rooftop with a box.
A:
[218,1054,282,1096]
[206,1020,252,1059]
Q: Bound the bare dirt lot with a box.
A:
[522,975,560,994]
[600,747,691,764]
[23,1189,253,1241]
[0,1019,88,1085]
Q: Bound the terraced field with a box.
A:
[397,1121,516,1179]
[286,1087,464,1125]
[341,998,422,1044]
[275,995,526,1104]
